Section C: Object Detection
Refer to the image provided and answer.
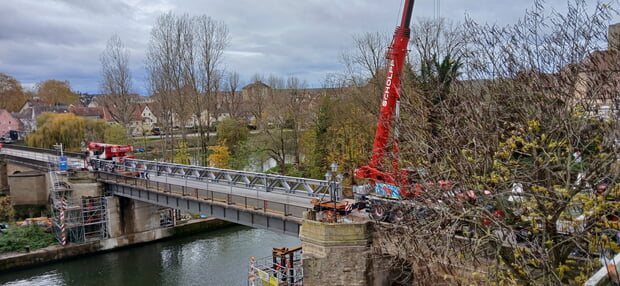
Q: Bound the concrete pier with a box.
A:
[300,217,377,286]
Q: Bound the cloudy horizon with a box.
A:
[0,0,617,96]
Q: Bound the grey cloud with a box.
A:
[0,0,615,95]
[52,0,135,17]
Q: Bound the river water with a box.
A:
[0,225,301,286]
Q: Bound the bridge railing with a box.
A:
[91,158,334,198]
[0,144,85,159]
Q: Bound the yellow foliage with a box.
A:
[557,263,571,279]
[208,142,231,168]
[174,141,191,165]
[26,112,86,150]
[527,120,540,132]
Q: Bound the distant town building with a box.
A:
[15,98,69,133]
[69,106,105,120]
[0,109,23,138]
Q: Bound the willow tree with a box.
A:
[26,113,86,150]
[373,1,620,285]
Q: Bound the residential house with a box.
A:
[15,98,69,133]
[556,23,620,119]
[103,103,158,136]
[135,104,158,135]
[89,93,143,108]
[0,110,23,138]
[69,106,105,120]
[518,24,620,120]
[572,49,620,118]
[238,81,323,130]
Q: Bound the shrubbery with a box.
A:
[0,225,57,252]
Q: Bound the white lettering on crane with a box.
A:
[381,60,396,107]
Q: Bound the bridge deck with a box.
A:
[0,145,330,236]
[99,172,310,236]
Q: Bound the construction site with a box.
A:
[248,246,304,286]
[48,157,108,245]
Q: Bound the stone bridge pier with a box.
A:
[300,214,402,286]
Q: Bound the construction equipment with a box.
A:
[86,142,133,161]
[86,142,137,175]
[311,0,417,218]
[354,0,416,197]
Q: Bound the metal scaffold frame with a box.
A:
[81,196,108,240]
[48,156,109,244]
[249,247,303,286]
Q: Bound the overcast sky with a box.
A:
[0,0,617,96]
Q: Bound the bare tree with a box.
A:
[256,75,290,173]
[223,71,242,119]
[146,12,184,161]
[194,15,230,165]
[245,74,270,131]
[409,18,468,70]
[340,32,391,116]
[146,13,229,163]
[342,31,390,87]
[100,34,136,132]
[285,76,311,167]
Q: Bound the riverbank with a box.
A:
[0,218,234,273]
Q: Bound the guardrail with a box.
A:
[0,144,85,159]
[99,172,310,219]
[0,144,336,199]
[90,158,334,198]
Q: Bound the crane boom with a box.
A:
[311,0,420,216]
[354,0,415,191]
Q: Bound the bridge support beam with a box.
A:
[300,215,384,285]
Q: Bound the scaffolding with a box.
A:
[48,156,108,245]
[248,246,304,286]
[82,196,108,240]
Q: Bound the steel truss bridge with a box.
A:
[1,144,341,236]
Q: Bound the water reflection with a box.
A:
[0,225,300,286]
[2,271,66,286]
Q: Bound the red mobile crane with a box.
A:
[354,0,418,199]
[311,0,417,216]
[86,142,134,162]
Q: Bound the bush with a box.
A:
[0,196,14,222]
[0,224,57,252]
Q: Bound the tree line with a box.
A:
[0,75,80,112]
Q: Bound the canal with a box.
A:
[0,225,301,286]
